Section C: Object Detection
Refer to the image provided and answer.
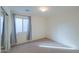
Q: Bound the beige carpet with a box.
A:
[8,39,79,53]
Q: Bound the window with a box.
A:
[23,18,29,32]
[15,16,29,33]
[0,15,3,34]
[15,18,22,33]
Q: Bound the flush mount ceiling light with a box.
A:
[39,7,48,12]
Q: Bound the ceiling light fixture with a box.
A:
[39,7,48,12]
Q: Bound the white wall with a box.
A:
[31,16,47,40]
[47,12,79,49]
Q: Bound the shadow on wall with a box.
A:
[53,23,76,49]
[49,14,79,49]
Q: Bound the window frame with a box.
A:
[15,16,29,33]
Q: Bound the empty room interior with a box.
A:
[1,6,79,53]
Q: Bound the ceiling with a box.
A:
[8,6,79,17]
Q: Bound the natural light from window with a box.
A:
[0,15,3,34]
[15,17,29,33]
[39,45,75,50]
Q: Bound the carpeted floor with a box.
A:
[8,39,79,53]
